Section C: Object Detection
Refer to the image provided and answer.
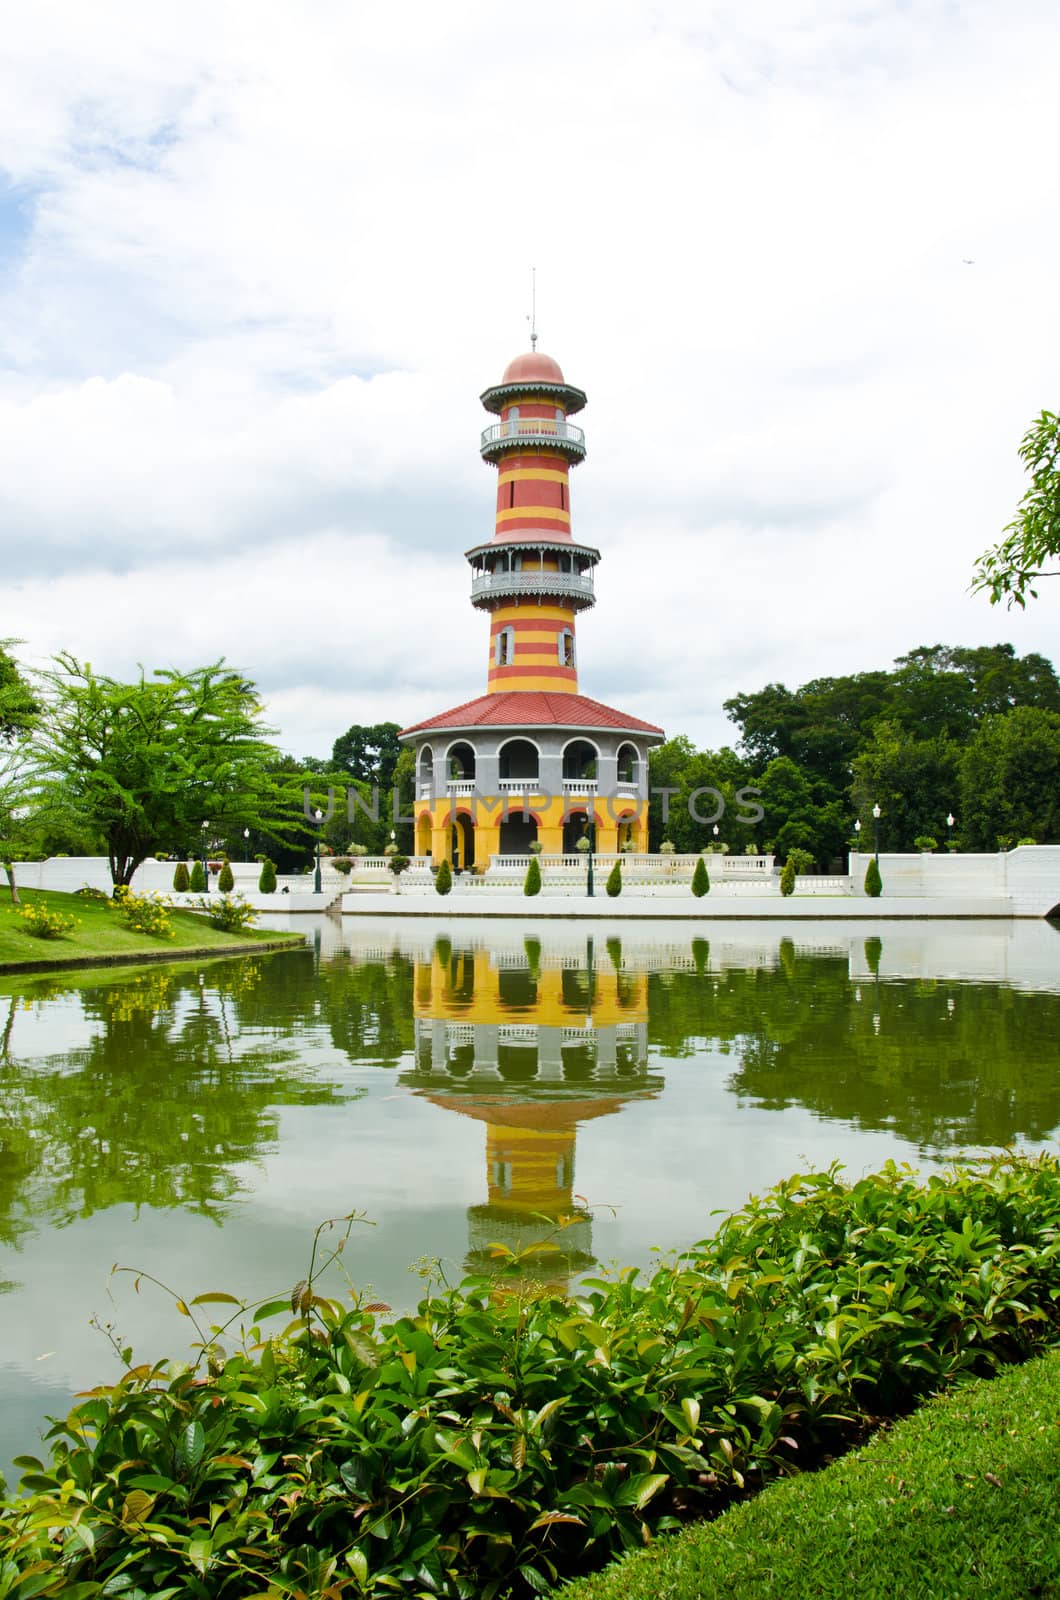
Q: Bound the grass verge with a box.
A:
[562,1351,1060,1600]
[0,888,302,972]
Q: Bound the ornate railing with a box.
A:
[480,418,586,455]
[470,568,594,602]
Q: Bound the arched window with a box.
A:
[558,629,575,668]
[616,743,638,783]
[507,405,520,438]
[495,627,515,667]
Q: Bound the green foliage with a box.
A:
[691,856,710,897]
[524,854,542,897]
[6,1156,1060,1598]
[17,902,77,940]
[865,857,883,897]
[73,885,109,901]
[779,858,796,896]
[258,859,277,894]
[331,721,403,788]
[914,835,938,852]
[200,894,257,934]
[217,860,234,892]
[785,847,815,874]
[189,860,207,893]
[114,887,174,940]
[959,706,1060,849]
[435,858,453,896]
[973,409,1060,606]
[605,860,622,897]
[172,861,190,892]
[387,854,410,876]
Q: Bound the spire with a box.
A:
[528,266,537,351]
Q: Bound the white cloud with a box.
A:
[1,0,1058,754]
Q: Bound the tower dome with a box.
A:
[501,350,565,385]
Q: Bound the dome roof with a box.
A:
[501,350,565,385]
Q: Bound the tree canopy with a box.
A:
[973,410,1060,607]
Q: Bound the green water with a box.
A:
[2,915,1059,1481]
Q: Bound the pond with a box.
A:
[2,914,1059,1482]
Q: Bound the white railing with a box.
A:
[470,569,594,601]
[563,778,598,794]
[497,778,538,792]
[481,418,586,450]
[446,779,476,795]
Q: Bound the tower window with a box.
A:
[495,627,514,666]
[559,483,566,511]
[509,481,515,508]
[558,629,575,668]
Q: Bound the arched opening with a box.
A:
[452,812,475,870]
[616,743,638,783]
[557,629,576,668]
[563,809,593,854]
[563,739,598,782]
[497,1044,538,1083]
[494,627,515,666]
[498,968,537,1009]
[419,746,434,785]
[498,738,539,782]
[499,812,538,854]
[416,813,432,857]
[447,741,476,781]
[616,812,637,851]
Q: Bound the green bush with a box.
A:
[865,857,883,897]
[172,861,190,892]
[201,894,257,934]
[605,860,622,897]
[914,835,938,853]
[524,854,542,896]
[73,885,109,901]
[6,1155,1060,1599]
[113,887,173,939]
[217,860,235,892]
[1017,836,1037,847]
[780,858,796,896]
[17,903,77,940]
[691,857,710,897]
[258,859,277,894]
[435,858,453,896]
[786,847,815,875]
[189,859,207,893]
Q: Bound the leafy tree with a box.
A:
[973,410,1060,607]
[258,859,277,893]
[524,855,542,897]
[865,857,883,897]
[172,862,190,892]
[851,722,961,852]
[605,860,622,897]
[780,857,796,896]
[435,858,453,896]
[691,856,710,897]
[31,657,300,890]
[0,643,38,743]
[331,722,403,790]
[959,707,1060,849]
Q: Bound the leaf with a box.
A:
[347,1548,369,1584]
[681,1397,700,1433]
[177,1419,206,1469]
[363,1302,391,1315]
[511,1435,526,1471]
[531,1397,567,1433]
[121,1489,157,1524]
[290,1280,311,1316]
[529,1511,585,1530]
[615,1472,670,1510]
[191,1292,243,1307]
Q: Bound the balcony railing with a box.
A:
[470,568,594,603]
[481,417,586,460]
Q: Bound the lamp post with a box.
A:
[243,827,250,864]
[200,819,209,893]
[854,818,862,850]
[872,803,881,862]
[946,813,955,851]
[313,807,323,894]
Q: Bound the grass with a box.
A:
[0,888,302,971]
[562,1351,1060,1600]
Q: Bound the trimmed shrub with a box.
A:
[435,858,453,896]
[865,857,883,897]
[691,857,710,897]
[217,860,235,892]
[605,860,622,897]
[189,859,206,893]
[786,847,815,875]
[780,858,796,896]
[258,859,277,894]
[914,836,938,853]
[172,861,190,892]
[524,855,542,896]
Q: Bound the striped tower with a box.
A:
[468,351,597,693]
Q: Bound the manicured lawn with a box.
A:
[0,888,301,970]
[563,1351,1060,1600]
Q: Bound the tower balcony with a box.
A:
[470,568,595,608]
[480,417,586,464]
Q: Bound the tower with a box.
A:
[400,344,664,870]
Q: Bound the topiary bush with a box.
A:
[258,859,277,894]
[780,858,796,896]
[691,856,710,897]
[172,861,190,892]
[865,857,883,897]
[189,860,206,893]
[218,859,234,892]
[435,858,453,896]
[524,855,542,896]
[605,860,622,897]
[914,836,938,853]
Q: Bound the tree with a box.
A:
[524,855,541,896]
[605,860,622,897]
[851,722,961,852]
[0,643,38,743]
[259,859,277,893]
[218,859,234,891]
[691,856,710,897]
[780,858,796,896]
[435,858,453,896]
[865,858,883,897]
[190,859,207,892]
[331,722,403,790]
[172,862,190,891]
[31,657,300,890]
[973,410,1060,607]
[959,707,1060,849]
[0,645,41,902]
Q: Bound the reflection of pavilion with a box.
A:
[404,943,659,1289]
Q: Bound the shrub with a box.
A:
[73,885,109,900]
[18,903,77,940]
[348,843,370,857]
[865,857,883,897]
[387,854,410,877]
[659,839,675,854]
[691,856,710,897]
[786,847,815,875]
[528,839,544,854]
[7,1156,1060,1600]
[258,859,277,894]
[780,858,796,896]
[189,860,207,893]
[435,858,453,896]
[114,887,173,939]
[331,857,352,875]
[914,835,938,853]
[1017,836,1037,847]
[199,894,257,934]
[605,860,622,897]
[172,861,190,892]
[524,854,542,896]
[218,860,235,892]
[575,835,591,853]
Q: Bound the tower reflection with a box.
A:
[404,937,661,1290]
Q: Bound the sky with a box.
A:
[1,0,1058,759]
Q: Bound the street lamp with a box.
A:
[946,813,955,851]
[854,818,862,848]
[872,803,881,862]
[243,826,250,863]
[712,823,720,842]
[200,820,209,892]
[313,806,323,894]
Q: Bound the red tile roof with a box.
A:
[399,691,665,740]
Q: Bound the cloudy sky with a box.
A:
[1,0,1058,758]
